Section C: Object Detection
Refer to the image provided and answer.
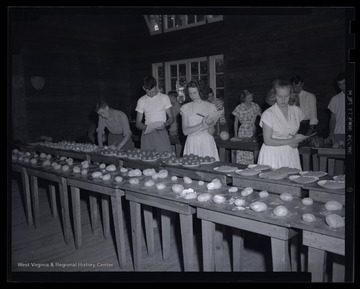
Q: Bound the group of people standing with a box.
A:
[91,73,346,171]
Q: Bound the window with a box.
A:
[144,15,223,35]
[152,54,224,100]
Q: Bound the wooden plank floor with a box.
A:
[10,174,273,275]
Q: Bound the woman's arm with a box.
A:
[234,116,239,137]
[262,122,306,147]
[182,114,209,136]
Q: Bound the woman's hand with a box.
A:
[204,116,214,126]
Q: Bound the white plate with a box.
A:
[318,180,345,190]
[248,164,272,171]
[258,171,288,180]
[214,166,238,173]
[299,171,327,178]
[289,175,319,184]
[141,158,159,162]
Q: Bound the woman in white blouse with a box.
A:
[257,79,308,170]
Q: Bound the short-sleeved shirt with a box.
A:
[298,90,318,125]
[135,92,172,124]
[328,91,345,134]
[97,109,132,136]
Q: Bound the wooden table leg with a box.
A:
[21,167,33,226]
[101,196,110,239]
[308,246,326,282]
[270,237,291,271]
[49,184,58,219]
[70,186,81,249]
[30,175,39,229]
[179,214,194,271]
[143,205,154,256]
[89,193,98,235]
[319,156,327,173]
[302,153,311,171]
[110,194,126,268]
[290,232,300,271]
[129,200,142,271]
[201,219,215,272]
[328,159,335,176]
[59,178,71,245]
[232,228,244,271]
[214,224,224,271]
[332,254,345,282]
[219,147,226,162]
[312,153,319,171]
[161,209,172,261]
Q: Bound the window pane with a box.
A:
[170,64,177,77]
[187,15,195,24]
[200,75,208,88]
[158,79,165,93]
[215,58,224,73]
[167,15,174,29]
[216,74,224,87]
[216,89,224,99]
[197,15,205,22]
[179,77,187,87]
[179,64,186,77]
[158,66,164,78]
[171,78,177,90]
[191,75,199,81]
[175,15,183,27]
[191,62,198,76]
[200,61,208,74]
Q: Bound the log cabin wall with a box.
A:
[127,8,346,137]
[10,8,346,143]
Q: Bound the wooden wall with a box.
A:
[127,8,346,137]
[10,9,132,142]
[10,8,347,143]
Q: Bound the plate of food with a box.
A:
[141,158,159,162]
[201,161,217,165]
[181,163,201,168]
[213,165,238,173]
[299,171,327,178]
[235,168,261,176]
[289,175,319,184]
[275,167,300,175]
[259,170,288,180]
[318,180,345,190]
[333,175,345,182]
[248,164,272,171]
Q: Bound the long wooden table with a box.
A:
[215,139,261,163]
[312,147,345,176]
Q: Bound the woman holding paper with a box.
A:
[232,89,262,164]
[257,79,307,170]
[180,80,220,161]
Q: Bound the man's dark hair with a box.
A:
[143,76,157,90]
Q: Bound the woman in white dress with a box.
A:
[257,79,307,170]
[180,80,220,160]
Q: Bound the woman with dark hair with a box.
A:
[232,89,261,164]
[180,80,219,160]
[257,80,307,169]
[95,100,134,150]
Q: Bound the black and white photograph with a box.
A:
[7,6,355,283]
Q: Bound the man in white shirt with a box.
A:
[135,76,174,153]
[327,73,345,143]
[290,75,318,136]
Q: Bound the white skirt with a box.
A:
[257,144,302,170]
[183,131,220,161]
